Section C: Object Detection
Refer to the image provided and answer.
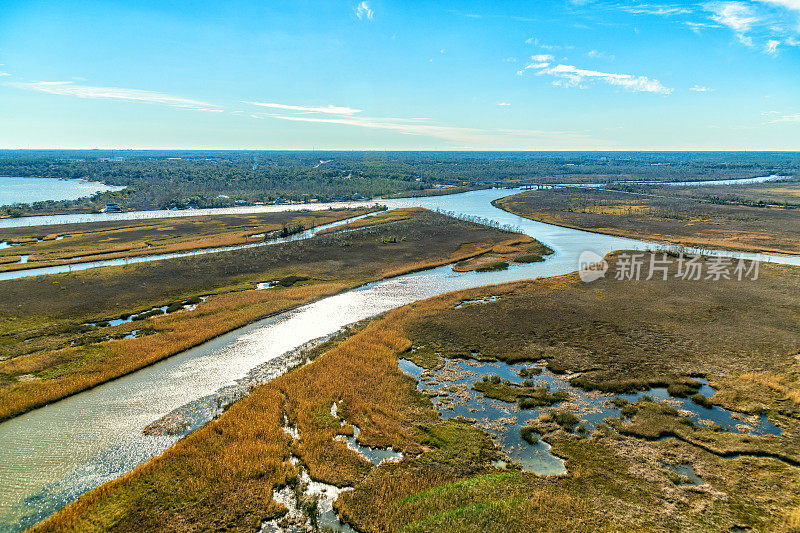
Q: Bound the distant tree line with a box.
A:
[0,150,798,216]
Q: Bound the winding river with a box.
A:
[1,180,798,531]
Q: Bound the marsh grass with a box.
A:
[407,255,800,409]
[0,209,375,272]
[472,378,568,407]
[33,298,442,531]
[1,209,523,420]
[495,186,800,255]
[36,252,800,532]
[474,261,509,273]
[691,393,714,409]
[520,426,538,445]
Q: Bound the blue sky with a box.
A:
[0,0,798,150]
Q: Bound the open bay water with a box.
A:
[0,177,124,207]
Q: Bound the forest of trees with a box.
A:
[1,150,798,216]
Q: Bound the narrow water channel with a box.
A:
[0,211,378,281]
[0,180,798,531]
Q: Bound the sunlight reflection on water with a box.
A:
[0,180,797,530]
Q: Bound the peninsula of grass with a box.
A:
[472,376,568,407]
[37,252,800,532]
[0,208,529,421]
[494,183,800,255]
[0,208,378,272]
[474,261,509,273]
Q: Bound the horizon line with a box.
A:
[1,148,799,153]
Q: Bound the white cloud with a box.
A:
[684,21,722,33]
[765,38,781,53]
[617,4,694,16]
[0,71,9,77]
[519,62,673,95]
[12,81,220,111]
[704,2,760,45]
[245,101,362,115]
[497,102,511,106]
[517,62,552,75]
[256,112,586,146]
[754,0,800,12]
[769,113,800,122]
[690,85,714,91]
[702,1,800,52]
[531,54,555,62]
[587,49,615,60]
[355,1,374,20]
[525,36,557,49]
[447,9,482,19]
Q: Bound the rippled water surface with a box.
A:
[0,179,797,530]
[0,212,377,281]
[0,177,124,207]
[399,358,779,476]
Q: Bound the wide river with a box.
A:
[1,181,798,531]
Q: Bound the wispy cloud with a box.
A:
[684,20,721,33]
[245,101,362,115]
[446,9,482,19]
[517,62,552,75]
[616,4,694,16]
[519,60,673,95]
[769,113,800,122]
[355,1,374,20]
[0,71,9,77]
[765,38,781,53]
[705,2,759,45]
[690,85,714,91]
[571,0,797,53]
[254,112,587,146]
[516,55,555,75]
[497,102,511,106]
[702,1,800,51]
[12,81,220,111]
[525,36,557,49]
[755,0,800,12]
[587,49,615,61]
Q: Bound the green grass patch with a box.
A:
[474,261,508,273]
[520,426,538,445]
[551,411,580,432]
[472,377,569,407]
[513,253,545,263]
[691,393,714,409]
[666,381,703,398]
[517,389,569,409]
[403,346,441,370]
[275,275,311,287]
[517,366,542,378]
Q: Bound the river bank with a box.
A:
[4,181,800,531]
[493,178,800,256]
[35,253,800,532]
